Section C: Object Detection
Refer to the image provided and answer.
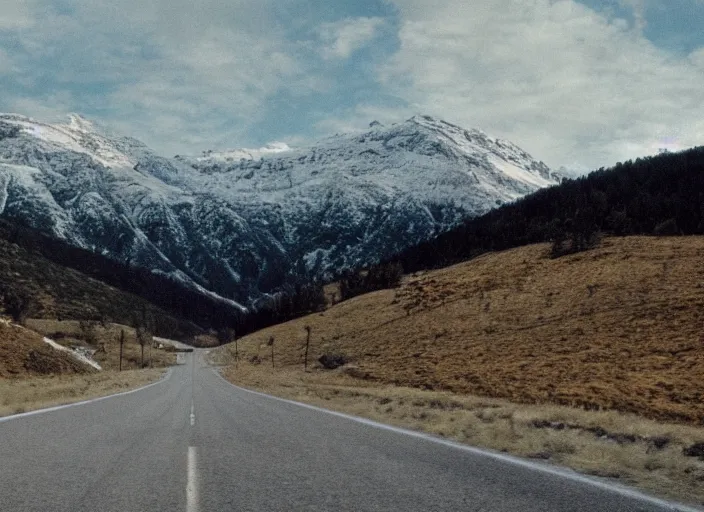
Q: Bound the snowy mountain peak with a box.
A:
[197,142,292,163]
[0,113,134,168]
[0,112,560,308]
[67,113,97,133]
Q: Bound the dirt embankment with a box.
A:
[0,320,91,378]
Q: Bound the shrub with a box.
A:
[318,353,347,370]
[78,320,99,344]
[0,287,35,324]
[653,218,679,236]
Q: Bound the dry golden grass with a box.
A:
[0,319,171,418]
[221,364,704,506]
[214,236,704,506]
[218,236,704,425]
[26,319,177,370]
[0,368,165,417]
[0,233,189,335]
[0,320,91,378]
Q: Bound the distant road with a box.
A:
[0,352,699,512]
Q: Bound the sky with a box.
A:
[0,0,703,172]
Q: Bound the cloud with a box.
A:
[0,48,15,74]
[690,47,704,68]
[0,1,36,29]
[380,0,704,169]
[618,0,647,31]
[2,0,703,171]
[318,16,385,60]
[0,0,313,154]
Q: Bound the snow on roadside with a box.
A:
[43,337,102,371]
[153,336,193,351]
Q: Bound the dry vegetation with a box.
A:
[220,236,704,424]
[215,236,704,505]
[26,319,177,371]
[220,365,704,505]
[0,368,165,417]
[0,235,190,335]
[0,320,91,378]
[0,318,174,416]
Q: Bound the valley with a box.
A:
[0,114,559,306]
[1,111,703,508]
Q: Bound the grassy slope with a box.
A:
[0,237,179,411]
[0,319,172,416]
[0,236,192,336]
[0,320,91,378]
[0,369,165,417]
[215,235,704,505]
[222,236,704,425]
[26,320,177,371]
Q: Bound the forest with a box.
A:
[392,146,704,271]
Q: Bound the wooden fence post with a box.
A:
[119,329,124,371]
[268,336,275,369]
[304,325,311,371]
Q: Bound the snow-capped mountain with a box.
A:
[0,113,560,308]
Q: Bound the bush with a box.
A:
[339,262,404,301]
[318,353,348,370]
[653,218,679,236]
[78,320,99,344]
[0,287,35,324]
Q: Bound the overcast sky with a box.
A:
[1,0,703,171]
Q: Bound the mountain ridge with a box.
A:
[0,112,560,306]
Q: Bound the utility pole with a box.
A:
[268,336,275,369]
[234,334,239,367]
[304,325,311,371]
[119,329,124,371]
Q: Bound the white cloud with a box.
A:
[381,0,704,169]
[0,0,311,154]
[0,1,36,29]
[690,47,704,68]
[318,16,385,60]
[0,48,15,74]
[3,0,703,170]
[313,103,413,135]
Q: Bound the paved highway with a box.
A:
[0,352,699,512]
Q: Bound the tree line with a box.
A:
[390,146,704,271]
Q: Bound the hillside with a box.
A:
[221,236,704,425]
[0,321,92,378]
[394,146,704,272]
[0,226,197,339]
[0,113,559,305]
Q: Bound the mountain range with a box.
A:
[0,113,560,308]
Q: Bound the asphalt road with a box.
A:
[0,352,699,512]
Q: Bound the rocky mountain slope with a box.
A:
[0,113,560,307]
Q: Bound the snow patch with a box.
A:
[43,337,102,371]
[198,142,292,162]
[1,113,134,168]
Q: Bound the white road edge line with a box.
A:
[213,369,702,512]
[187,446,199,512]
[0,369,173,423]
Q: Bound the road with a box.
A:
[0,352,699,512]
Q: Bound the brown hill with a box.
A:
[225,236,704,425]
[0,321,92,378]
[0,236,195,339]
